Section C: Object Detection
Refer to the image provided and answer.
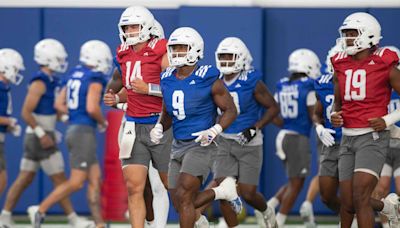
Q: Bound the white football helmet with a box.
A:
[0,48,25,85]
[118,6,155,46]
[337,12,382,55]
[325,43,343,74]
[386,46,400,69]
[151,20,165,39]
[80,40,113,75]
[215,37,252,74]
[34,38,68,73]
[167,27,204,67]
[288,48,321,79]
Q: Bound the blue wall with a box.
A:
[0,6,399,218]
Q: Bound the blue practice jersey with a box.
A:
[66,65,107,128]
[275,76,315,136]
[0,81,11,133]
[30,71,60,115]
[389,90,400,128]
[314,74,342,141]
[161,65,220,140]
[222,70,263,134]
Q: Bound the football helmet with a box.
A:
[215,37,252,74]
[337,12,382,55]
[80,40,113,75]
[151,20,165,39]
[0,48,25,85]
[118,6,155,46]
[34,38,68,73]
[288,48,321,79]
[325,43,343,74]
[167,27,204,67]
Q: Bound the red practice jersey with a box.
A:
[332,48,399,128]
[116,38,167,117]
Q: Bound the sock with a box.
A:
[1,210,11,217]
[382,222,390,228]
[267,197,280,209]
[67,212,78,222]
[145,219,155,228]
[212,186,225,200]
[148,162,169,228]
[276,213,287,227]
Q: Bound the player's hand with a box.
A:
[98,121,108,133]
[331,111,343,128]
[150,123,164,144]
[192,124,223,147]
[237,126,257,145]
[368,117,387,132]
[131,79,149,95]
[315,124,335,147]
[40,134,55,149]
[103,89,118,106]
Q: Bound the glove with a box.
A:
[237,126,257,145]
[8,117,17,127]
[316,124,335,147]
[192,124,223,147]
[98,121,108,133]
[150,123,164,144]
[60,114,69,123]
[10,124,21,137]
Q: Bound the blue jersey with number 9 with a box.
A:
[66,65,107,128]
[161,65,220,140]
[275,76,314,136]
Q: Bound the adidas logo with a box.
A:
[144,52,149,56]
[80,162,87,168]
[127,130,133,135]
[189,80,196,85]
[235,83,241,88]
[368,60,375,65]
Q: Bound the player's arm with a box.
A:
[374,66,400,130]
[212,79,237,129]
[150,102,172,144]
[87,83,107,127]
[159,102,172,131]
[104,69,124,107]
[22,80,45,129]
[271,93,284,128]
[55,86,68,115]
[331,72,343,128]
[253,81,279,129]
[0,117,13,126]
[22,80,54,148]
[312,95,324,125]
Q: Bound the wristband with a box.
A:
[383,109,400,127]
[34,126,46,138]
[116,103,127,112]
[148,83,162,97]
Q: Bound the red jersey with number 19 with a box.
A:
[116,38,167,117]
[331,48,399,128]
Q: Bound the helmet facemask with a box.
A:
[216,53,242,75]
